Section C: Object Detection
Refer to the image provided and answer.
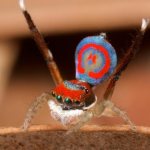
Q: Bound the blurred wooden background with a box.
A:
[0,0,150,129]
[0,0,150,38]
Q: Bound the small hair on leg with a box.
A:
[21,92,51,131]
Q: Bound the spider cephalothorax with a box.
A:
[51,80,95,110]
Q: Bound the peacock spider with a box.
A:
[19,0,149,133]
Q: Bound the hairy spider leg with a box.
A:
[104,19,150,100]
[21,93,52,131]
[19,0,63,131]
[19,0,63,85]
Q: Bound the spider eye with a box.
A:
[56,95,62,102]
[64,98,72,104]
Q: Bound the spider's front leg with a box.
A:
[19,0,63,131]
[21,92,51,131]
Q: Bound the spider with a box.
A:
[19,0,149,133]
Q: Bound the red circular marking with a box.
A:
[77,43,111,79]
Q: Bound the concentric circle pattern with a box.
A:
[75,35,117,85]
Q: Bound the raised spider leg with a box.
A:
[19,0,63,85]
[104,19,149,101]
[94,19,149,130]
[21,92,51,131]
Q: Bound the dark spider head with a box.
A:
[51,80,96,110]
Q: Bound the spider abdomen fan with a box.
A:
[75,35,117,85]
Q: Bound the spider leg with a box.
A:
[101,100,136,130]
[19,0,63,85]
[21,92,51,131]
[93,19,149,130]
[104,19,149,100]
[67,99,135,134]
[66,111,93,134]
